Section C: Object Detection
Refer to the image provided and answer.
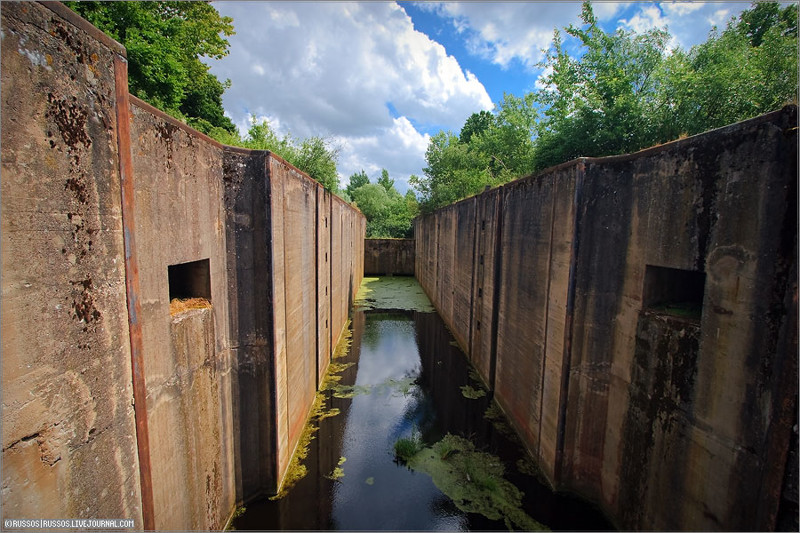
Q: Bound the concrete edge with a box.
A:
[418,105,799,218]
[38,1,126,58]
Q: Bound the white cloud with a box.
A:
[421,2,583,70]
[618,2,747,50]
[335,117,430,194]
[593,2,632,21]
[208,1,492,190]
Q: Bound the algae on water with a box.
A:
[270,322,355,499]
[355,277,434,312]
[460,384,486,399]
[402,434,547,531]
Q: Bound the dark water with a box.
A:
[231,309,613,531]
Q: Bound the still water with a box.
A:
[231,278,612,531]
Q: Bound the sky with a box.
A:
[207,1,755,194]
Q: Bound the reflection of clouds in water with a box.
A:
[333,314,460,531]
[356,319,420,386]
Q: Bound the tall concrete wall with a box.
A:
[1,2,142,523]
[415,106,798,531]
[1,2,365,529]
[364,238,415,275]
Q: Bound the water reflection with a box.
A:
[232,308,612,531]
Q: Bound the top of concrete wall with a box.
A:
[38,1,126,57]
[421,105,798,216]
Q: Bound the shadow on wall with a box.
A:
[413,105,798,532]
[0,2,365,531]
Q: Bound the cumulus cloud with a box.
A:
[418,2,583,70]
[208,1,491,192]
[619,2,747,50]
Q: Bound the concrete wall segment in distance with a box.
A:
[2,1,366,528]
[414,106,798,531]
[364,239,415,275]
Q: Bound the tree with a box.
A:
[66,1,236,134]
[377,169,395,192]
[459,111,494,144]
[661,1,798,136]
[241,116,341,192]
[346,170,370,198]
[533,1,671,170]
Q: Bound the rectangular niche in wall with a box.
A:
[168,258,211,304]
[642,265,705,320]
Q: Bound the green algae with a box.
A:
[403,434,547,531]
[270,322,355,500]
[484,402,518,441]
[460,384,487,399]
[355,277,434,312]
[325,456,347,481]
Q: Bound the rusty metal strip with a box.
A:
[113,55,155,531]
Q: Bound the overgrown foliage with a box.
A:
[66,1,236,134]
[348,169,419,237]
[412,0,798,212]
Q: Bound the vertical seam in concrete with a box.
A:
[488,190,505,391]
[468,197,479,361]
[554,160,586,484]
[314,187,321,387]
[113,56,155,532]
[262,152,279,495]
[279,159,290,485]
[538,177,559,461]
[329,197,333,361]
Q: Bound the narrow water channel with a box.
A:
[231,277,612,531]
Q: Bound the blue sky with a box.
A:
[208,1,757,193]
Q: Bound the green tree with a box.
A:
[660,1,798,136]
[410,130,489,212]
[346,170,370,198]
[459,110,494,144]
[242,116,341,192]
[533,1,671,170]
[66,1,236,134]
[377,169,395,192]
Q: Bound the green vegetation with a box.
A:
[393,429,424,462]
[399,434,548,531]
[66,1,236,135]
[354,277,434,312]
[411,0,798,212]
[460,384,487,400]
[347,169,419,237]
[270,323,355,499]
[325,456,347,481]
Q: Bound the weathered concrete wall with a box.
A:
[415,107,798,531]
[1,1,142,524]
[364,239,414,275]
[128,98,234,530]
[1,2,365,529]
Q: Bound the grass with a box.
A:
[169,297,211,316]
[393,428,424,463]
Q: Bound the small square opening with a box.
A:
[168,259,211,301]
[643,265,705,319]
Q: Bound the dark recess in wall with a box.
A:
[168,258,212,301]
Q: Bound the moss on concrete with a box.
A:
[355,277,434,312]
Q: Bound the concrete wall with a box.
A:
[415,107,798,531]
[1,2,365,529]
[364,239,414,275]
